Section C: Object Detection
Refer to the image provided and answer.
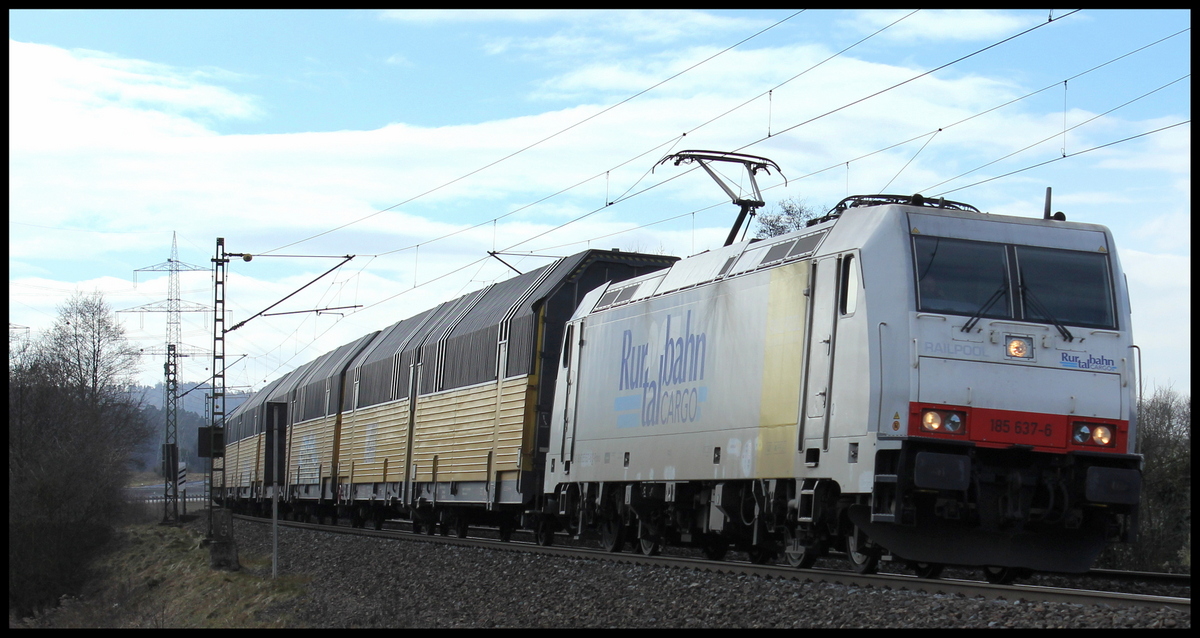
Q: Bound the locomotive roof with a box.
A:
[580,192,1112,318]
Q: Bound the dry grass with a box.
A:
[126,471,210,488]
[11,515,309,628]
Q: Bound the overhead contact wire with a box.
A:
[259,10,805,257]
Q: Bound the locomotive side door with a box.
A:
[559,319,584,470]
[806,254,844,453]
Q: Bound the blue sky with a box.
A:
[9,9,1191,394]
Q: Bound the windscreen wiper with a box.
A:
[961,283,1007,333]
[1021,283,1074,342]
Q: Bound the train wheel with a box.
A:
[982,566,1019,584]
[638,538,662,556]
[909,562,944,579]
[535,519,555,546]
[783,527,819,569]
[702,539,729,561]
[599,516,625,553]
[747,546,776,565]
[454,515,469,539]
[846,527,879,574]
[498,521,515,542]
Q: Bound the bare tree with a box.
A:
[1095,385,1191,572]
[43,291,141,400]
[753,197,824,239]
[9,292,153,617]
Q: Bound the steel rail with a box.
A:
[232,514,1189,613]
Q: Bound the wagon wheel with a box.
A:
[638,537,662,556]
[598,492,626,553]
[747,545,776,565]
[599,515,625,553]
[535,519,555,546]
[983,566,1019,584]
[702,538,729,561]
[498,520,515,542]
[845,526,879,574]
[910,562,944,579]
[783,526,820,569]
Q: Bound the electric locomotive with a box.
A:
[542,193,1142,579]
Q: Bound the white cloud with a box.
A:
[1119,249,1191,394]
[9,40,261,152]
[9,24,1189,394]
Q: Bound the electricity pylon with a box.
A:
[121,232,209,524]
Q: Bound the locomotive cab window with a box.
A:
[914,236,1011,318]
[1016,246,1116,329]
[913,235,1117,330]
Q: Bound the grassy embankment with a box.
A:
[12,496,308,627]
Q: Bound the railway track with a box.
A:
[233,513,1189,613]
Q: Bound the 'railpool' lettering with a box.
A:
[923,341,985,357]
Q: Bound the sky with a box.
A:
[9,9,1191,398]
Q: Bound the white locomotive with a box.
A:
[543,193,1142,580]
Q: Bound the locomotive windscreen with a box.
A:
[914,236,1010,317]
[1015,245,1116,329]
[913,235,1116,330]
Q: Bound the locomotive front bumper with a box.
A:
[848,503,1107,573]
[864,441,1141,572]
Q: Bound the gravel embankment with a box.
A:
[228,519,1187,628]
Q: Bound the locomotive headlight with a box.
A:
[1072,422,1115,447]
[1006,336,1033,358]
[944,412,964,433]
[921,410,943,431]
[920,409,966,434]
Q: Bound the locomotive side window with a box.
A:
[914,236,1011,318]
[561,324,574,368]
[839,254,859,315]
[1016,246,1116,329]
